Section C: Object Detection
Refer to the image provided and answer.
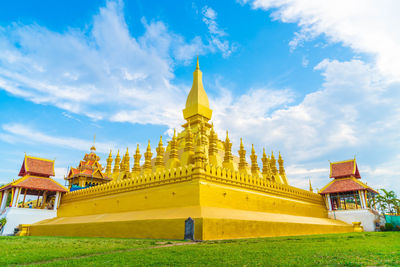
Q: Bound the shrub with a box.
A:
[385,223,394,231]
[380,225,385,231]
[396,225,400,231]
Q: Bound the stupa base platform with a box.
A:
[27,206,354,240]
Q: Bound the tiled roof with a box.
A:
[320,178,377,194]
[330,159,361,179]
[65,151,111,181]
[1,175,67,192]
[18,156,55,177]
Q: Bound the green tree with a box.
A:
[374,189,400,215]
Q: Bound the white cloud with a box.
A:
[0,1,235,130]
[249,0,400,81]
[0,123,119,153]
[212,58,400,193]
[201,6,237,58]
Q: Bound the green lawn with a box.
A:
[1,232,399,266]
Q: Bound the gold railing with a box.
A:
[61,164,323,204]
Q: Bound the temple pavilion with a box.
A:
[65,145,111,191]
[0,155,67,235]
[23,58,356,240]
[319,159,380,231]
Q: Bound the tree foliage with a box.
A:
[372,189,400,215]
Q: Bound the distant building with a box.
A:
[65,145,112,191]
[0,155,68,235]
[319,159,381,231]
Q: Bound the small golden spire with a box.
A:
[132,144,141,175]
[170,129,178,160]
[106,149,113,176]
[185,124,194,152]
[155,136,165,171]
[238,138,248,174]
[208,123,218,155]
[278,151,285,177]
[124,147,130,172]
[261,148,271,179]
[270,151,277,175]
[309,178,313,192]
[113,150,121,173]
[250,144,260,176]
[167,129,181,168]
[223,130,234,170]
[143,140,153,174]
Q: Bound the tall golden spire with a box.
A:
[309,178,313,192]
[278,152,289,185]
[270,151,277,176]
[250,144,260,177]
[238,138,250,174]
[261,148,271,179]
[143,141,153,175]
[155,136,165,172]
[222,131,235,171]
[167,129,180,168]
[181,124,194,166]
[208,124,221,167]
[124,147,130,173]
[106,150,113,177]
[182,57,212,122]
[113,150,121,174]
[132,144,141,176]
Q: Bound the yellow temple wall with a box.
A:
[58,180,199,217]
[199,180,328,218]
[27,164,354,240]
[57,164,325,219]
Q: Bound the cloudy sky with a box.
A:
[0,0,399,193]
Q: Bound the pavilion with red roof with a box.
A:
[0,155,67,235]
[318,158,380,231]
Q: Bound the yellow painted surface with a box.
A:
[28,173,354,240]
[26,59,355,239]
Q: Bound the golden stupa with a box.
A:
[25,58,353,240]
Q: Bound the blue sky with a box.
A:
[0,0,399,193]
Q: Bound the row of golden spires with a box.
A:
[103,123,288,184]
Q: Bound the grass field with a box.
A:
[1,232,400,266]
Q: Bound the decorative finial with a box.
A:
[90,134,96,151]
[196,56,199,69]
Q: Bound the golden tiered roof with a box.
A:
[66,146,111,187]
